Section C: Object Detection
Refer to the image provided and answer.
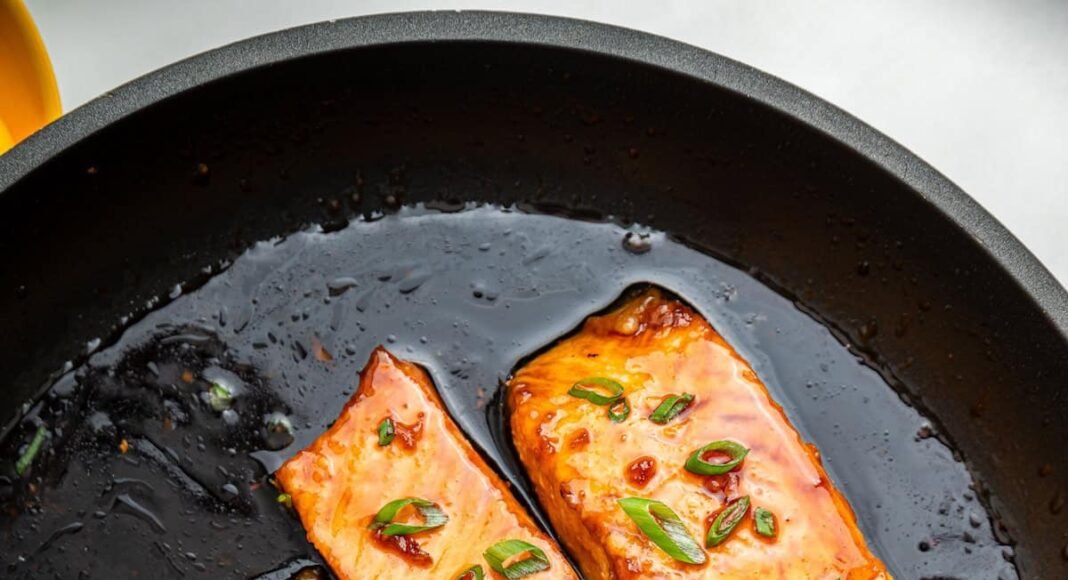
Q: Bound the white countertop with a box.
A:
[26,0,1068,285]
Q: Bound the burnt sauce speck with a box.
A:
[0,206,1016,579]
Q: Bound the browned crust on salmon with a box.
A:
[278,347,575,579]
[508,289,889,579]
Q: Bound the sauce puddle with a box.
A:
[0,206,1016,578]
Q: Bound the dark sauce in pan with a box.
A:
[0,206,1017,579]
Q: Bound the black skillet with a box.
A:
[0,11,1065,579]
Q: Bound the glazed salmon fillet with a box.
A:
[508,289,889,579]
[277,347,575,579]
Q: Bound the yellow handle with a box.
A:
[0,0,61,154]
[0,118,13,152]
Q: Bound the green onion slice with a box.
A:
[706,495,750,547]
[607,397,631,423]
[276,493,293,508]
[567,377,624,405]
[369,497,448,536]
[455,564,485,580]
[208,382,233,411]
[649,393,695,424]
[483,539,551,579]
[685,440,749,475]
[15,425,48,476]
[618,497,706,564]
[377,418,395,446]
[267,412,293,434]
[754,506,777,538]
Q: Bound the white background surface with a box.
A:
[25,0,1068,284]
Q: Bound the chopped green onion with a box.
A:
[754,506,777,538]
[266,413,293,434]
[264,412,295,450]
[706,495,750,547]
[607,397,631,422]
[15,425,48,476]
[685,440,749,475]
[649,393,695,424]
[483,539,551,579]
[369,497,448,536]
[455,564,485,580]
[208,382,233,411]
[377,418,395,446]
[276,493,293,508]
[618,497,706,564]
[567,377,624,405]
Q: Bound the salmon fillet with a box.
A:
[508,289,889,579]
[277,347,575,579]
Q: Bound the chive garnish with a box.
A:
[754,506,777,537]
[607,397,631,423]
[207,382,233,411]
[618,497,706,564]
[706,496,750,547]
[15,425,48,476]
[369,497,448,536]
[649,393,695,424]
[276,493,293,508]
[567,377,624,406]
[685,440,749,475]
[455,564,486,580]
[377,418,395,447]
[263,412,295,450]
[266,413,293,434]
[483,539,550,579]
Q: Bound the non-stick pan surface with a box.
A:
[0,11,1065,578]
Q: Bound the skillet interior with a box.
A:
[0,13,1065,576]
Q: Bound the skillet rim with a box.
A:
[0,9,1065,337]
[0,11,1063,575]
